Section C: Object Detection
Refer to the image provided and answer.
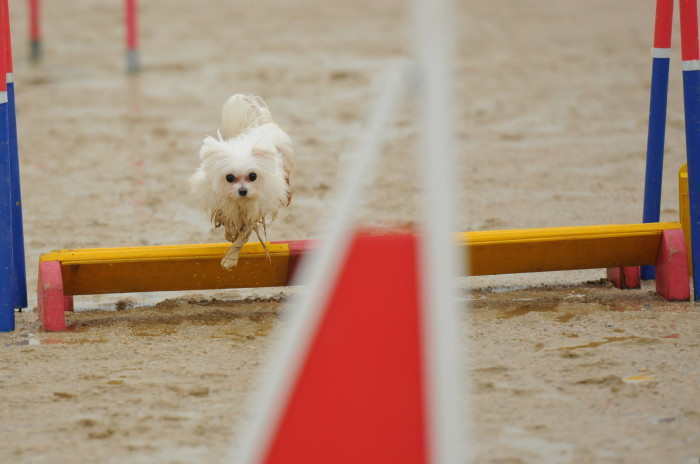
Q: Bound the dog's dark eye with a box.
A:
[248,172,257,182]
[225,174,235,183]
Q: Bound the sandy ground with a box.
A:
[2,0,700,462]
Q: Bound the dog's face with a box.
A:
[222,170,258,201]
[195,135,283,208]
[206,144,270,203]
[190,120,293,222]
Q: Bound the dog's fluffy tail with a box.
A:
[221,94,273,138]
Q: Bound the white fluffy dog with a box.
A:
[189,94,294,270]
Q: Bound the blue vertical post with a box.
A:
[682,68,700,300]
[0,0,13,331]
[0,99,10,330]
[7,81,26,310]
[642,0,674,281]
[5,0,27,309]
[680,0,700,301]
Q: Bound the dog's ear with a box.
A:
[251,149,279,169]
[274,133,294,176]
[199,136,226,161]
[252,129,294,175]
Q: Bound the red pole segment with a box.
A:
[126,0,137,49]
[262,235,429,464]
[3,0,9,74]
[653,0,674,50]
[0,4,6,92]
[125,0,139,73]
[28,0,40,60]
[654,0,673,48]
[680,0,700,62]
[28,0,39,41]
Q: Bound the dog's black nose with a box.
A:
[238,188,248,197]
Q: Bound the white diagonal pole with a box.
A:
[411,0,469,461]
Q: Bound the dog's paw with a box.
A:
[221,255,239,270]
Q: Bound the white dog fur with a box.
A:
[189,94,294,270]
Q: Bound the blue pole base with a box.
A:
[682,69,700,301]
[0,101,15,332]
[641,57,671,281]
[8,82,27,310]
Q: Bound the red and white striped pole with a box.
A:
[28,0,40,60]
[125,0,139,73]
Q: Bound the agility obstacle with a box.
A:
[37,219,690,332]
[25,0,139,73]
[640,0,700,300]
[29,0,700,337]
[31,0,700,330]
[1,0,28,333]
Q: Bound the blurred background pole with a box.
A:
[126,0,139,73]
[29,0,40,61]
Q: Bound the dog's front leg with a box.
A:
[221,225,252,270]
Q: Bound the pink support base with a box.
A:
[606,229,690,301]
[655,229,690,301]
[37,261,71,331]
[606,266,641,289]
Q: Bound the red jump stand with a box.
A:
[37,261,73,332]
[607,228,690,300]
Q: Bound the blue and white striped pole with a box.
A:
[0,0,14,331]
[680,0,700,301]
[641,0,673,281]
[5,0,27,310]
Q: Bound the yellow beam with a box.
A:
[39,222,682,296]
[40,241,286,263]
[460,222,681,276]
[43,242,290,295]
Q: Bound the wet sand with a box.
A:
[2,0,700,462]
